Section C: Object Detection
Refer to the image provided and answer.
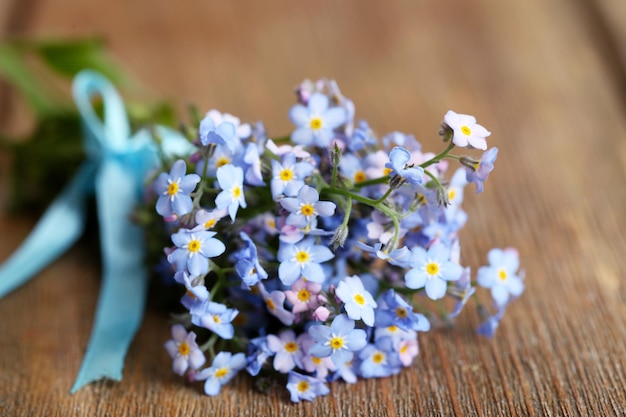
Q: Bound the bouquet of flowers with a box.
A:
[148,79,525,401]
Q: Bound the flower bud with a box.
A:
[330,224,349,250]
[438,122,453,142]
[328,142,342,167]
[460,156,480,172]
[436,186,450,207]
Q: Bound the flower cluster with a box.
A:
[153,79,524,402]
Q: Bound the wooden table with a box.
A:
[1,0,625,415]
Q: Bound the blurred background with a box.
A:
[1,0,625,415]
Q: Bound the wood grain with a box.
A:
[1,0,625,415]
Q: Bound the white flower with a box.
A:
[335,275,377,326]
[444,110,490,150]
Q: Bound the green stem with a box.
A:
[354,176,389,188]
[420,141,455,169]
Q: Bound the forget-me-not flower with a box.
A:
[289,92,347,147]
[358,337,401,378]
[168,229,226,276]
[335,275,377,327]
[376,290,431,332]
[385,146,424,187]
[308,314,367,366]
[233,232,268,288]
[477,247,524,307]
[465,147,498,193]
[280,185,336,228]
[443,110,491,150]
[277,237,334,286]
[164,324,206,376]
[195,351,246,396]
[190,301,238,339]
[215,164,247,222]
[405,243,463,300]
[155,159,200,217]
[267,329,304,373]
[286,371,330,403]
[270,153,314,199]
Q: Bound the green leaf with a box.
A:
[35,38,127,85]
[0,43,57,116]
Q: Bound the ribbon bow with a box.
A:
[0,70,193,392]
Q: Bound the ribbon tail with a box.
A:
[0,163,94,299]
[71,158,148,393]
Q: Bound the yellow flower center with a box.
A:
[354,170,367,183]
[280,168,294,181]
[167,181,179,197]
[297,288,311,302]
[232,185,242,199]
[396,307,408,319]
[297,380,310,392]
[178,342,190,356]
[215,368,228,378]
[400,343,408,354]
[212,315,221,324]
[448,188,456,202]
[372,352,385,364]
[188,239,202,253]
[387,325,398,333]
[461,125,472,136]
[426,262,440,276]
[498,269,508,281]
[330,336,344,350]
[295,250,310,264]
[309,117,323,130]
[383,167,393,176]
[285,342,298,353]
[216,157,230,168]
[204,218,217,229]
[265,298,275,311]
[311,357,322,365]
[354,294,365,305]
[301,204,315,216]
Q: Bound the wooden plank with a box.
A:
[1,0,625,415]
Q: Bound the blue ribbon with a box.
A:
[0,70,194,392]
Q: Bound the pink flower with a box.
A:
[164,324,206,376]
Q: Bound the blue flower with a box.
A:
[289,92,347,147]
[168,229,226,276]
[385,147,424,186]
[267,329,304,373]
[199,111,239,153]
[465,147,498,193]
[280,185,336,228]
[358,337,401,378]
[375,290,430,332]
[335,275,377,326]
[233,232,268,288]
[308,314,368,366]
[190,301,238,339]
[355,241,411,268]
[347,120,377,152]
[196,351,246,396]
[448,267,475,318]
[215,164,247,222]
[476,247,524,307]
[277,237,334,286]
[286,371,330,403]
[154,159,200,217]
[270,152,314,199]
[246,336,273,376]
[405,243,463,300]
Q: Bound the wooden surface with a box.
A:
[1,0,626,416]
